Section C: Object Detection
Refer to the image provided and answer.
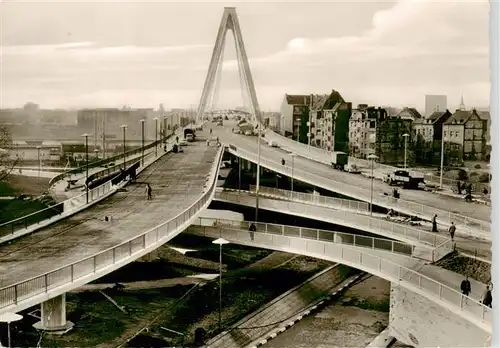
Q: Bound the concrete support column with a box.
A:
[33,294,74,334]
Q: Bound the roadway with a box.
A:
[210,121,490,223]
[0,138,218,291]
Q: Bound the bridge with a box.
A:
[0,6,492,348]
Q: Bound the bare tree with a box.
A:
[0,125,18,182]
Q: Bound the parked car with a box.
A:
[179,139,188,146]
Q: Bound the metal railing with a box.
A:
[189,220,492,332]
[215,190,450,248]
[0,148,160,240]
[227,145,490,237]
[265,130,491,194]
[0,146,224,313]
[191,218,416,257]
[47,127,184,186]
[248,185,370,213]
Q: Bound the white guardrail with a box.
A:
[265,130,491,194]
[215,189,450,250]
[0,146,224,315]
[188,219,492,333]
[227,144,490,239]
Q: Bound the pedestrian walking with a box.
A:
[482,285,492,308]
[460,276,471,302]
[483,187,488,195]
[145,183,152,200]
[448,222,456,241]
[457,180,462,194]
[431,214,438,232]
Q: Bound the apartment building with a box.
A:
[413,110,452,143]
[375,116,413,165]
[443,109,489,161]
[349,105,387,159]
[309,90,351,153]
[279,94,312,141]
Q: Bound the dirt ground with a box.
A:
[263,275,391,348]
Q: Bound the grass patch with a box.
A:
[0,198,56,225]
[435,251,491,284]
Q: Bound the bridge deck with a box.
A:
[0,137,218,288]
[212,122,490,223]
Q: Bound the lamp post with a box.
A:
[140,119,146,166]
[153,117,159,157]
[119,125,128,170]
[0,312,23,348]
[368,154,379,217]
[439,127,445,189]
[163,116,168,144]
[81,133,90,204]
[36,146,41,181]
[255,122,261,222]
[290,152,296,196]
[212,237,230,331]
[402,133,409,169]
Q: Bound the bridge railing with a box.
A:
[248,185,370,213]
[228,145,490,238]
[188,221,492,331]
[192,218,415,257]
[0,146,225,312]
[215,189,450,248]
[265,130,491,194]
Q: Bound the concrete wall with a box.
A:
[388,283,490,348]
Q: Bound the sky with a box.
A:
[0,0,491,111]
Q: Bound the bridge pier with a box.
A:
[388,283,490,347]
[33,294,74,334]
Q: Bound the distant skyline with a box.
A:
[1,0,491,111]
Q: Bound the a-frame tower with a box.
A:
[196,7,262,124]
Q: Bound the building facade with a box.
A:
[279,94,312,141]
[375,117,413,165]
[443,109,489,161]
[349,105,387,159]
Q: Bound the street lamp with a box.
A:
[140,119,146,166]
[402,133,410,169]
[81,133,90,204]
[119,125,128,170]
[163,116,168,144]
[290,152,296,196]
[255,122,261,222]
[153,117,159,157]
[439,127,445,189]
[36,146,41,181]
[212,237,230,331]
[368,154,379,217]
[0,312,23,348]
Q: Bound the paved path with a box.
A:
[0,136,218,289]
[213,122,490,223]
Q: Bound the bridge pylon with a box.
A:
[196,7,262,125]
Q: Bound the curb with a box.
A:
[247,273,365,348]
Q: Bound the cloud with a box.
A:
[0,0,491,110]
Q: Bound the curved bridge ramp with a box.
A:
[186,219,492,334]
[214,190,452,262]
[225,144,490,238]
[0,140,222,316]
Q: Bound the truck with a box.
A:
[186,133,194,142]
[331,151,348,170]
[268,140,278,148]
[184,128,196,140]
[383,170,425,189]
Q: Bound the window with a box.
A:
[455,131,459,137]
[444,131,447,137]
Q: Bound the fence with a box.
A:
[189,221,492,332]
[215,190,450,253]
[0,146,224,313]
[265,130,491,194]
[228,145,490,238]
[248,185,370,213]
